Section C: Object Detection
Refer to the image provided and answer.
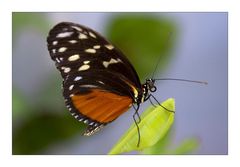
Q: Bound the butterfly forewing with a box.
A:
[47,22,141,87]
[47,22,142,135]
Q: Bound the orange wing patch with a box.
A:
[71,89,132,123]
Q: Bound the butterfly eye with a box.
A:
[145,79,156,92]
[150,86,157,92]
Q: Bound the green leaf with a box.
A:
[142,126,173,155]
[106,15,177,80]
[108,98,175,155]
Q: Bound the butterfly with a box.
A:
[47,22,162,137]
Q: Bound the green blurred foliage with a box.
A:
[142,127,199,155]
[12,12,49,40]
[106,14,177,81]
[36,74,66,112]
[12,88,32,121]
[169,138,199,154]
[13,112,86,154]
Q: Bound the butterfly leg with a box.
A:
[149,96,158,108]
[132,104,141,147]
[144,94,159,107]
[133,104,141,123]
[148,94,175,113]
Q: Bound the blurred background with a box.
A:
[12,12,227,155]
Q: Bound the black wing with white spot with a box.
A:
[47,22,141,88]
[47,22,142,135]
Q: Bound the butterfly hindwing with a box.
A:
[62,70,135,125]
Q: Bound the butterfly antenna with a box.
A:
[155,78,208,85]
[151,32,173,79]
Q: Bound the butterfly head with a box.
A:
[145,78,157,92]
[140,78,156,103]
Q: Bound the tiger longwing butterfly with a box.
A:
[47,22,165,137]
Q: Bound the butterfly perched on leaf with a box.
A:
[47,22,161,136]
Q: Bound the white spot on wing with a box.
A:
[83,60,90,64]
[103,58,120,68]
[52,49,56,54]
[105,44,114,50]
[72,26,82,32]
[78,64,90,71]
[69,40,77,44]
[98,81,105,85]
[55,58,60,63]
[68,54,80,61]
[61,66,71,73]
[56,57,63,63]
[93,45,101,49]
[89,32,96,38]
[80,85,98,88]
[85,48,96,53]
[69,85,74,90]
[52,41,58,45]
[74,76,82,81]
[79,33,88,39]
[117,58,122,62]
[64,67,71,73]
[58,47,67,52]
[56,32,73,38]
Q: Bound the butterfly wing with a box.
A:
[47,22,141,87]
[47,22,142,135]
[63,70,135,135]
